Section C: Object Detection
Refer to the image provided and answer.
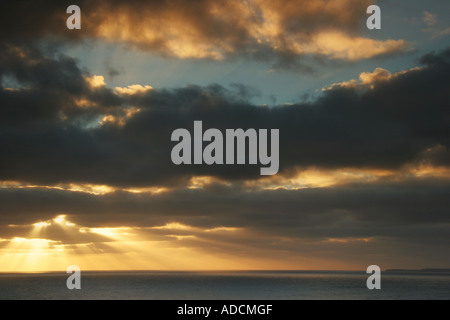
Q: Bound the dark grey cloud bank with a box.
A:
[0,178,449,266]
[1,43,450,187]
[1,178,449,234]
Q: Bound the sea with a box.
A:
[0,270,448,300]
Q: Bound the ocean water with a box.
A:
[0,271,448,300]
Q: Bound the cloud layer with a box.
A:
[1,43,450,187]
[0,0,406,68]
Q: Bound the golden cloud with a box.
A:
[79,0,405,62]
[323,66,421,91]
[114,84,153,95]
[85,75,106,88]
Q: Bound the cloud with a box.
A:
[0,177,449,268]
[423,11,437,26]
[86,75,106,89]
[1,177,449,231]
[422,10,450,38]
[0,0,406,68]
[1,43,450,187]
[323,67,421,90]
[290,31,406,61]
[115,84,153,95]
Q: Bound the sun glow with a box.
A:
[84,227,133,238]
[33,221,51,228]
[0,215,286,272]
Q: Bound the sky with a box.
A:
[0,0,449,272]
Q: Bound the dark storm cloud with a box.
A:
[0,42,122,120]
[1,44,450,187]
[0,177,449,251]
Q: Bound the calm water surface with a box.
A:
[0,271,448,300]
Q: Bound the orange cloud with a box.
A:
[324,66,421,91]
[85,75,106,88]
[114,84,153,95]
[301,32,406,61]
[78,0,405,62]
[326,237,372,243]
